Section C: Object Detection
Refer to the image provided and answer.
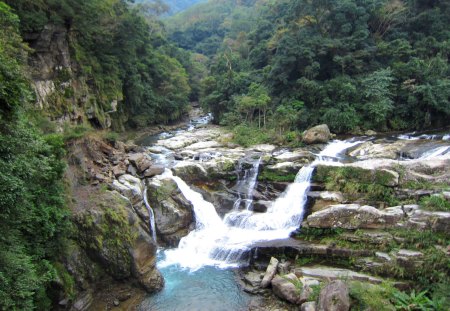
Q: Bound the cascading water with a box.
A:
[160,140,364,271]
[232,156,261,210]
[143,187,157,243]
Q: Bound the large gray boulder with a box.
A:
[305,204,404,230]
[303,124,331,145]
[318,280,350,311]
[271,273,310,305]
[147,177,194,246]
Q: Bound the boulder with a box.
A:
[147,177,194,246]
[73,191,163,292]
[318,280,350,311]
[303,124,331,145]
[172,161,208,183]
[253,200,271,213]
[261,257,279,288]
[271,273,306,304]
[305,204,404,230]
[128,153,152,174]
[143,165,165,178]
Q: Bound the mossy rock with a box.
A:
[74,191,139,279]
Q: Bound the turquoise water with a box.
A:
[138,251,250,311]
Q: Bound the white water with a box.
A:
[143,187,157,243]
[418,146,450,159]
[232,156,261,210]
[159,140,364,271]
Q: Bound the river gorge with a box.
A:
[84,111,450,310]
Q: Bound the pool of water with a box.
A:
[138,251,250,311]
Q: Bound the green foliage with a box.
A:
[231,124,270,147]
[0,4,70,308]
[349,281,397,311]
[419,195,450,212]
[6,0,192,130]
[258,170,297,183]
[392,290,434,311]
[172,0,450,133]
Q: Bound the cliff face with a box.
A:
[24,24,121,130]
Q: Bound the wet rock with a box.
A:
[147,177,194,246]
[210,191,236,216]
[253,200,271,213]
[130,225,164,292]
[305,204,404,230]
[318,280,350,311]
[261,257,279,288]
[303,124,331,145]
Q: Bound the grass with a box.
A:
[419,195,450,212]
[258,170,297,183]
[349,281,397,311]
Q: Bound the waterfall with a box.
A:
[232,156,261,210]
[160,140,363,271]
[143,187,157,243]
[419,146,450,159]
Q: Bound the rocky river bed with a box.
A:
[66,114,450,310]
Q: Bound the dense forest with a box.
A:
[0,3,69,309]
[168,0,450,142]
[5,0,194,129]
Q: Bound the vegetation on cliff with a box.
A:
[168,0,450,138]
[0,3,69,309]
[5,0,193,129]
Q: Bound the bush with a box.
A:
[232,124,270,147]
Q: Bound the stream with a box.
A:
[137,116,450,310]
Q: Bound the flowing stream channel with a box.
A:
[137,118,370,309]
[137,117,449,310]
